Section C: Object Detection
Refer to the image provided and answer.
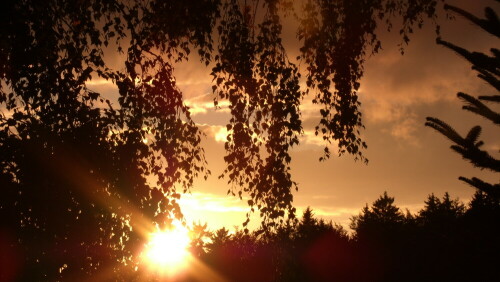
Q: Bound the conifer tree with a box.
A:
[426,3,500,199]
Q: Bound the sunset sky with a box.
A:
[88,0,499,231]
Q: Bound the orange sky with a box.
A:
[88,0,499,231]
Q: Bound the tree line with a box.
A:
[190,191,500,281]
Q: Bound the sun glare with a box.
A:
[142,221,191,275]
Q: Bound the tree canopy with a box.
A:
[0,0,444,278]
[192,192,500,281]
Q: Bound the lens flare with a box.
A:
[142,221,191,276]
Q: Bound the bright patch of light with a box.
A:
[214,126,230,143]
[142,221,191,275]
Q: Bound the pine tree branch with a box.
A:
[430,3,500,200]
[444,4,500,37]
[457,92,500,124]
[437,38,500,76]
[425,117,464,145]
[465,126,482,142]
[426,117,500,172]
[459,176,500,199]
[474,66,500,91]
[479,95,500,102]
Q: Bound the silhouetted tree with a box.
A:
[426,3,500,199]
[295,207,335,241]
[461,190,500,280]
[468,190,500,216]
[206,227,232,252]
[409,191,500,281]
[197,193,500,281]
[294,208,352,281]
[0,0,445,278]
[189,221,210,258]
[351,192,406,242]
[418,192,465,226]
[417,193,466,275]
[350,192,413,280]
[203,227,276,281]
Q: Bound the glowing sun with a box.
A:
[142,221,191,274]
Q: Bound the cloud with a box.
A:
[178,191,258,230]
[179,192,249,213]
[311,195,335,200]
[388,114,421,147]
[199,124,230,144]
[178,191,364,231]
[357,4,497,124]
[299,130,328,148]
[85,78,114,86]
[185,94,230,116]
[298,206,359,218]
[203,124,332,148]
[213,126,229,143]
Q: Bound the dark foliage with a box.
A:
[200,207,353,281]
[200,192,500,281]
[0,0,214,279]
